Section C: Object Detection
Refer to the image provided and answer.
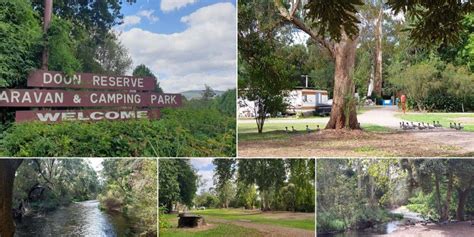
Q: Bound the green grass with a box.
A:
[190,209,315,231]
[160,223,263,237]
[238,122,324,142]
[361,124,393,133]
[239,122,392,142]
[397,113,474,132]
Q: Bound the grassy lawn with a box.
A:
[161,222,262,237]
[239,122,392,142]
[239,122,323,142]
[190,209,315,231]
[398,113,474,132]
[362,124,394,133]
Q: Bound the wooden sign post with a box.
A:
[3,70,181,123]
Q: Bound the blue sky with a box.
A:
[116,0,236,93]
[190,158,215,194]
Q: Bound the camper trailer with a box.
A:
[238,76,332,118]
[286,88,329,115]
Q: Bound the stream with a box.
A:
[14,200,134,237]
[319,207,424,237]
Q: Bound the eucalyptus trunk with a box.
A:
[326,33,360,129]
[373,7,383,97]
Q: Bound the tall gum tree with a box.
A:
[275,0,361,129]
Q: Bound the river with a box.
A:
[319,207,424,237]
[14,200,134,237]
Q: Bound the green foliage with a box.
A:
[317,159,404,233]
[0,0,42,87]
[194,192,220,208]
[132,64,163,92]
[303,0,363,41]
[235,183,258,209]
[238,1,295,133]
[47,17,81,75]
[99,159,157,236]
[2,102,236,157]
[31,0,125,42]
[386,0,472,45]
[159,159,198,213]
[13,159,100,212]
[317,212,346,233]
[213,89,236,116]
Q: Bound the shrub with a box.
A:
[2,106,235,157]
[317,212,346,233]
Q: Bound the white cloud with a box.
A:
[198,170,214,193]
[191,158,215,194]
[138,10,159,23]
[191,158,213,170]
[122,15,141,28]
[119,3,236,93]
[119,10,159,29]
[161,0,198,12]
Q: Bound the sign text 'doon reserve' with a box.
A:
[0,89,182,107]
[28,70,156,91]
[16,109,160,122]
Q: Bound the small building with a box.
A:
[286,88,329,115]
[238,76,330,118]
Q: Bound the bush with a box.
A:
[317,212,346,233]
[2,106,235,157]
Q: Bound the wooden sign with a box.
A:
[16,109,160,122]
[27,70,156,91]
[0,89,182,107]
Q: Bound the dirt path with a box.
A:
[358,106,405,128]
[207,217,315,237]
[379,221,474,237]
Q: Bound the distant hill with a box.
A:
[180,90,226,100]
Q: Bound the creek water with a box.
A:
[319,207,424,237]
[14,200,134,237]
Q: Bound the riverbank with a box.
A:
[384,221,473,237]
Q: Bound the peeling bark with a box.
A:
[373,7,383,97]
[326,33,360,129]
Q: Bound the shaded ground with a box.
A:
[380,221,473,237]
[238,107,474,157]
[238,129,473,157]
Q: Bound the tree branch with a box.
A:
[275,0,335,58]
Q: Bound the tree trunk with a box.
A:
[373,7,383,97]
[255,99,265,133]
[0,159,23,237]
[326,33,360,129]
[434,173,443,221]
[442,173,454,221]
[456,188,469,221]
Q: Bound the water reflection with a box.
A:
[15,200,132,237]
[318,220,403,237]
